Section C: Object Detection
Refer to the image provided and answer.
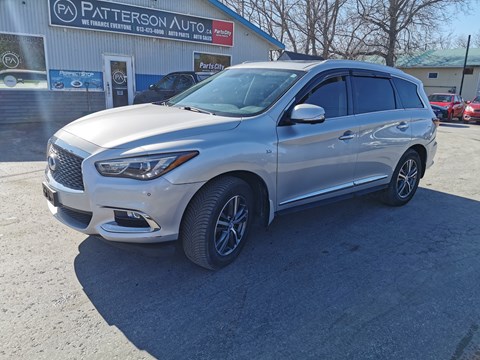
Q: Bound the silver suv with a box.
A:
[43,60,437,270]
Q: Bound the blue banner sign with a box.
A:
[49,69,104,91]
[48,0,234,46]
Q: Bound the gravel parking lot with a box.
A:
[1,121,479,359]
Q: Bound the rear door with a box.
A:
[351,73,412,186]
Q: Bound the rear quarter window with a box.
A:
[393,78,424,109]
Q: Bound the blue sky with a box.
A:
[448,11,480,42]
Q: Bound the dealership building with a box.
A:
[0,0,284,124]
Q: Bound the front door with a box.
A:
[277,73,358,210]
[104,55,134,108]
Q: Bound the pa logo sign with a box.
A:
[113,71,126,85]
[1,52,20,69]
[53,0,78,23]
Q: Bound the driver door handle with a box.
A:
[397,121,409,130]
[339,131,355,141]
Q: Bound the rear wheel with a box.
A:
[181,176,253,270]
[382,149,422,206]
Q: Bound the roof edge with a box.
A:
[207,0,285,49]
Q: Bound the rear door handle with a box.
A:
[339,131,355,141]
[397,122,409,130]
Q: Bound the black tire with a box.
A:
[181,176,253,270]
[381,149,422,206]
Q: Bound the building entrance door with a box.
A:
[103,55,134,108]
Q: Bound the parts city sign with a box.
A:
[48,0,234,47]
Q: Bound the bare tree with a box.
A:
[287,0,347,58]
[473,30,480,47]
[455,34,470,48]
[219,0,470,65]
[354,0,467,65]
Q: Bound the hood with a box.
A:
[430,101,452,108]
[61,104,240,149]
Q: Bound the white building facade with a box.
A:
[0,0,284,123]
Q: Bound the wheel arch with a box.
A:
[182,170,271,229]
[409,144,427,178]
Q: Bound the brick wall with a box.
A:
[0,90,106,124]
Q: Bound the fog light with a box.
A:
[127,211,142,219]
[114,210,149,228]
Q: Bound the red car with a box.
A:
[462,96,480,124]
[428,93,465,121]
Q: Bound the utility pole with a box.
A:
[459,35,471,96]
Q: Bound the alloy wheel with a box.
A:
[214,195,249,256]
[396,159,418,199]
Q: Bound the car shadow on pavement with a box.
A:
[74,188,480,359]
[439,123,470,128]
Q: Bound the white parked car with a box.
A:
[43,60,437,269]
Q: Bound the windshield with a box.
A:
[166,68,305,117]
[428,94,453,103]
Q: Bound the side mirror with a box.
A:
[149,84,157,90]
[290,104,326,124]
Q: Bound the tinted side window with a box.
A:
[393,78,424,109]
[301,76,347,118]
[157,75,176,90]
[175,75,195,92]
[352,76,395,114]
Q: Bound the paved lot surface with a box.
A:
[1,120,480,359]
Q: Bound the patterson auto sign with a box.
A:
[48,0,234,47]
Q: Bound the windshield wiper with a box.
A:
[153,101,170,106]
[180,106,215,115]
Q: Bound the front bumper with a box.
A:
[463,112,480,122]
[44,152,205,244]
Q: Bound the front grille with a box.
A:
[59,205,92,228]
[49,144,84,190]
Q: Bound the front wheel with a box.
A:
[381,149,422,206]
[181,176,253,270]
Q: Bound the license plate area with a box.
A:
[42,182,59,207]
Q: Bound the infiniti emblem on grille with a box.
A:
[48,154,58,171]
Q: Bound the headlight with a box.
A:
[95,151,199,180]
[465,106,473,112]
